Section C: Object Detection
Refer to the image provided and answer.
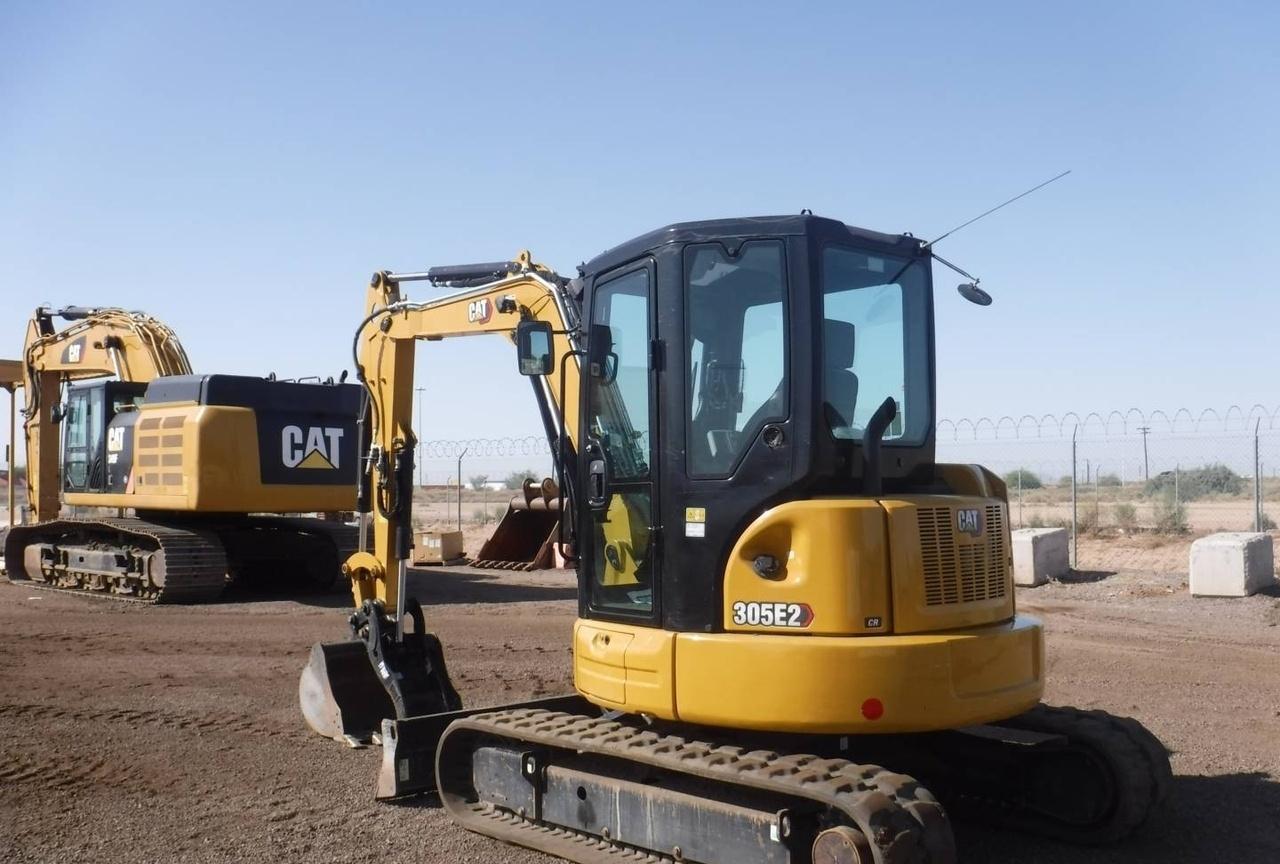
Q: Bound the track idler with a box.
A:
[299,597,461,745]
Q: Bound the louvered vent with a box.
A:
[135,413,185,490]
[917,505,1009,606]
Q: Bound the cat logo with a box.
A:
[282,426,344,470]
[63,338,85,364]
[956,508,983,536]
[467,298,493,325]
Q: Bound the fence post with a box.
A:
[1071,426,1078,569]
[456,448,468,531]
[1094,464,1101,528]
[1255,419,1262,532]
[1017,470,1023,528]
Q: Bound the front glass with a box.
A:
[684,240,788,477]
[821,247,931,444]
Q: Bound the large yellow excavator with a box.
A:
[2,305,362,601]
[301,217,1170,864]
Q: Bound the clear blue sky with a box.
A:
[3,0,1278,447]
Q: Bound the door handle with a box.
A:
[586,439,609,510]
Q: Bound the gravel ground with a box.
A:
[1,562,1278,864]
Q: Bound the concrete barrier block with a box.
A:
[1011,528,1069,587]
[1190,532,1275,597]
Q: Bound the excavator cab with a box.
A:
[59,380,146,494]
[571,217,939,640]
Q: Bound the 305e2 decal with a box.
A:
[730,601,814,628]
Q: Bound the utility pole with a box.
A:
[1138,426,1151,482]
[415,386,426,488]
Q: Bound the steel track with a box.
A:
[437,708,956,864]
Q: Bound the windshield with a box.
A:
[821,246,931,445]
[685,240,788,477]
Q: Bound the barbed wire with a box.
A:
[418,406,1280,454]
[936,405,1280,440]
[420,435,551,458]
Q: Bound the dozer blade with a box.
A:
[299,641,395,744]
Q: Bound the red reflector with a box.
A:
[861,698,884,721]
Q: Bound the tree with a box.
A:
[1144,463,1243,500]
[469,474,489,491]
[504,469,538,489]
[1002,468,1042,490]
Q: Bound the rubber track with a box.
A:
[990,703,1172,844]
[3,517,226,604]
[438,708,956,864]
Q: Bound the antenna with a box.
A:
[926,169,1071,249]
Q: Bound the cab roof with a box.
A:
[583,214,923,277]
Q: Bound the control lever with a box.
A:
[861,397,898,497]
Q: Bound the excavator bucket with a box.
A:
[298,641,394,744]
[470,477,564,570]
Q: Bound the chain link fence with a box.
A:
[937,407,1280,566]
[420,406,1280,540]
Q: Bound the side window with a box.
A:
[587,266,654,617]
[588,270,651,481]
[685,240,788,477]
[63,390,91,490]
[822,247,913,440]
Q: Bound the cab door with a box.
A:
[579,259,660,624]
[657,237,801,633]
[61,386,102,492]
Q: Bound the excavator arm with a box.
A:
[301,251,582,745]
[19,307,191,523]
[345,250,581,612]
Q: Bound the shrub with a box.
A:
[1153,492,1188,533]
[1058,475,1074,488]
[1113,502,1138,530]
[469,474,490,491]
[1076,506,1099,533]
[1098,473,1122,487]
[1003,468,1043,490]
[1260,512,1277,531]
[1145,464,1243,501]
[1027,514,1046,529]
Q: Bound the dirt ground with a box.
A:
[2,550,1279,863]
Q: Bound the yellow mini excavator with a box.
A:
[2,306,361,601]
[301,217,1170,864]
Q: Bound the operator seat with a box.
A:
[823,319,859,428]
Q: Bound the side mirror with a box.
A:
[587,323,619,385]
[516,320,555,376]
[957,282,992,306]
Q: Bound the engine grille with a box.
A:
[135,413,186,491]
[918,504,1008,606]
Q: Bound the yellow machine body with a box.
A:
[575,483,1044,734]
[61,400,355,513]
